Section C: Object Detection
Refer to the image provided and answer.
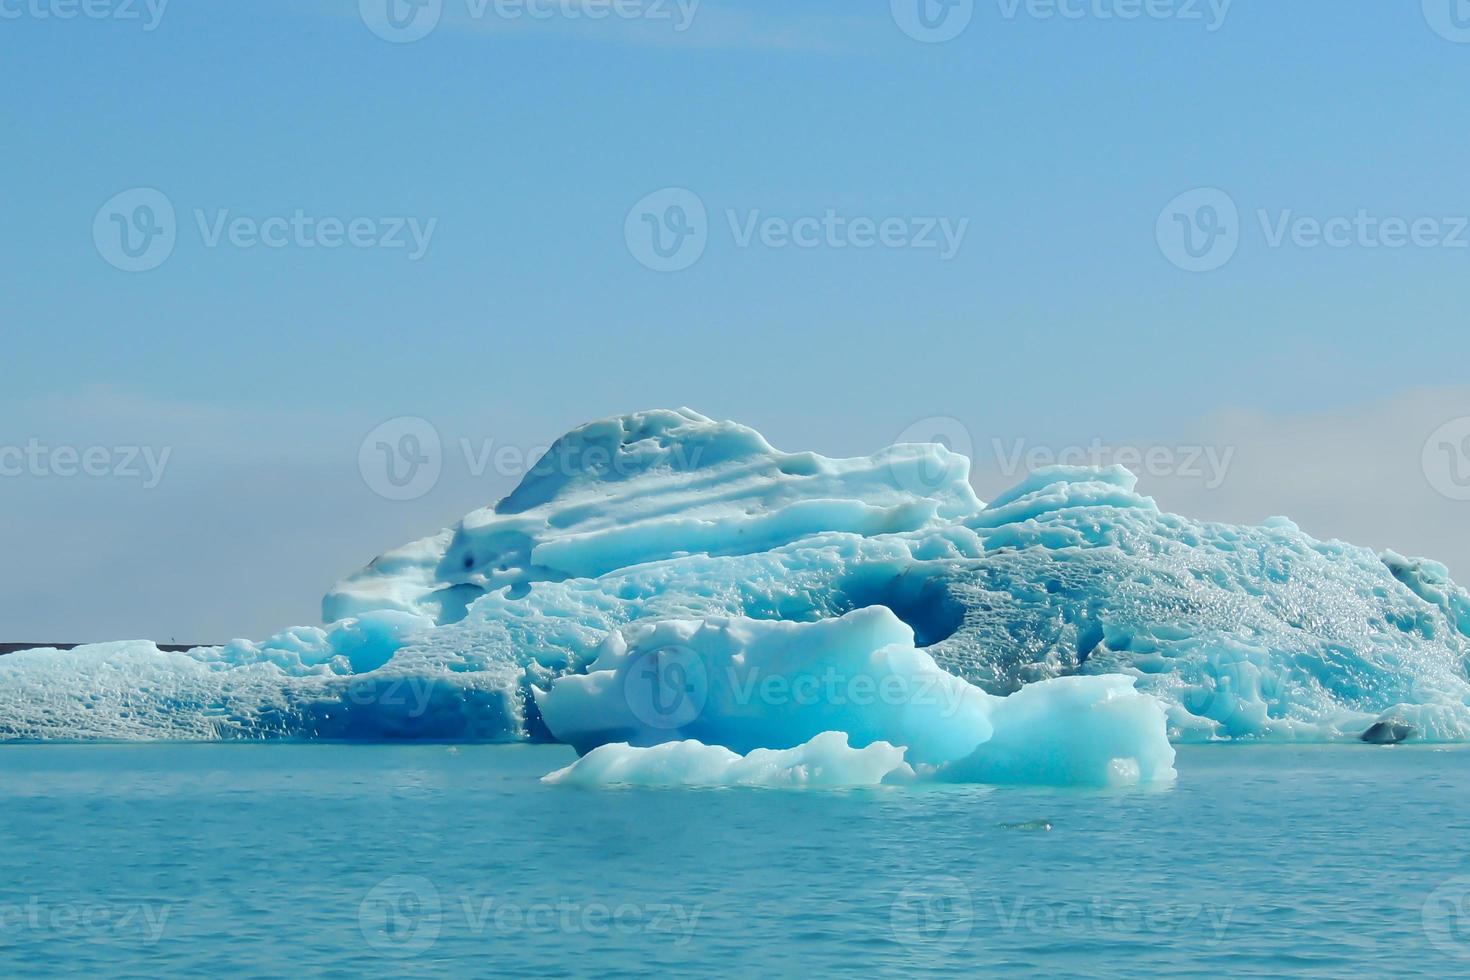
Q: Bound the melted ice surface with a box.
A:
[5,408,1469,775]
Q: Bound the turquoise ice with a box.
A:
[4,409,1468,783]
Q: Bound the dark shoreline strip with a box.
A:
[1,643,204,655]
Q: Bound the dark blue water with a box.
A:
[3,744,1469,976]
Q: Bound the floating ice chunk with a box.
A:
[541,731,911,788]
[938,675,1177,787]
[536,608,1177,787]
[534,607,992,765]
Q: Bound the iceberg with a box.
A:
[535,607,993,765]
[536,608,1175,787]
[541,731,913,788]
[4,408,1469,784]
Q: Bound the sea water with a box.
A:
[2,744,1468,976]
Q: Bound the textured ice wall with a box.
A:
[4,407,1469,754]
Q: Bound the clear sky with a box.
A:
[3,1,1469,640]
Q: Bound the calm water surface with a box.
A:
[2,744,1469,977]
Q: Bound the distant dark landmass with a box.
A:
[1,642,202,655]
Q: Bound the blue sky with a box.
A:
[3,1,1469,639]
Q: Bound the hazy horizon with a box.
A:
[4,1,1469,641]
